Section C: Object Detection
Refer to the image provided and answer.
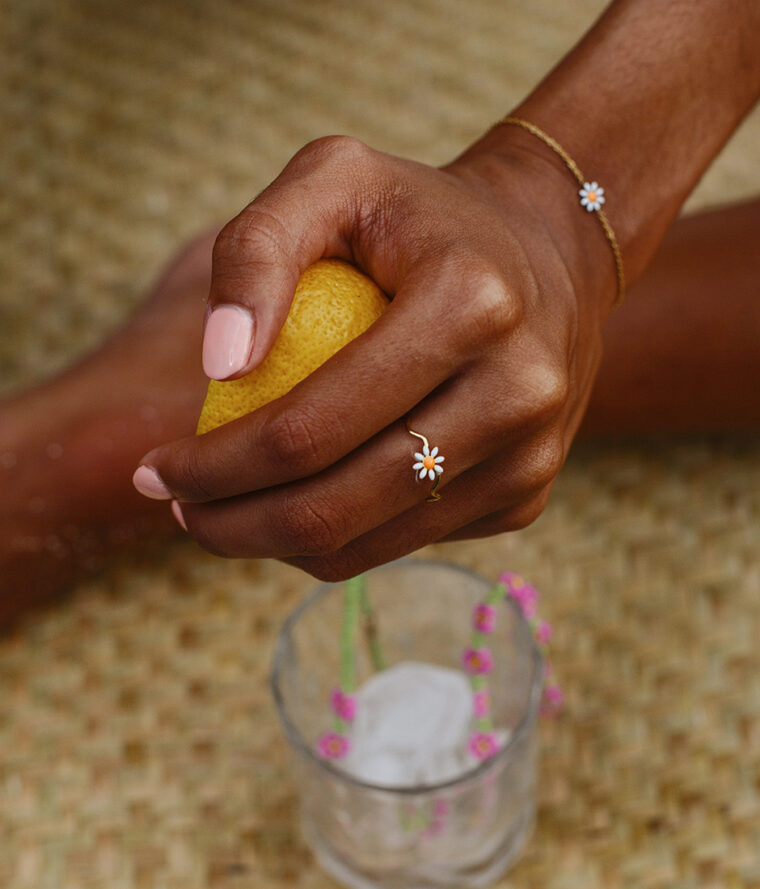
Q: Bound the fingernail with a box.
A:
[132,465,172,500]
[202,304,254,380]
[171,499,187,531]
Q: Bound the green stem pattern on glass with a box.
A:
[335,573,386,733]
[487,583,506,606]
[359,578,387,672]
[340,575,364,694]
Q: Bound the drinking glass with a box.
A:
[270,558,543,889]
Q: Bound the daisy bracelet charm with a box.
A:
[579,181,605,212]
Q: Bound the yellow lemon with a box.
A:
[197,258,389,434]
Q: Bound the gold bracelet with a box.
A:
[496,116,626,308]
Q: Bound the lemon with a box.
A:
[197,258,389,434]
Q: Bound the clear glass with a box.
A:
[270,558,543,889]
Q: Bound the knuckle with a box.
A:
[295,542,368,582]
[527,364,569,420]
[213,209,288,271]
[262,409,325,474]
[304,557,357,584]
[497,492,551,533]
[354,179,409,246]
[509,498,547,531]
[172,446,214,502]
[528,435,566,490]
[295,134,373,168]
[186,513,231,559]
[458,267,521,345]
[274,494,345,557]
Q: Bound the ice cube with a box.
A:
[356,749,416,786]
[342,661,477,787]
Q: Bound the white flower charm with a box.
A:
[579,181,605,212]
[413,444,445,481]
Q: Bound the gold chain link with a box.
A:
[497,116,626,308]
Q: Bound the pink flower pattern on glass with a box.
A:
[331,688,357,722]
[432,799,450,817]
[317,731,351,759]
[510,584,539,619]
[498,571,524,590]
[468,731,501,760]
[473,689,491,718]
[462,647,494,675]
[535,620,553,645]
[540,684,564,717]
[472,603,496,634]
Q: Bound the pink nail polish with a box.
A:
[202,305,254,380]
[132,465,172,500]
[171,499,187,531]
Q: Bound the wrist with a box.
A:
[446,124,620,321]
[490,0,760,285]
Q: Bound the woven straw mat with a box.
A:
[2,1,760,887]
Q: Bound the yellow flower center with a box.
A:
[587,191,597,202]
[423,455,436,470]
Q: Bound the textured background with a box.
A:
[2,1,760,887]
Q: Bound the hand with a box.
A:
[134,132,616,581]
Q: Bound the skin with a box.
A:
[581,197,760,438]
[134,0,760,582]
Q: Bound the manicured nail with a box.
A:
[132,465,172,500]
[171,499,187,531]
[202,304,254,380]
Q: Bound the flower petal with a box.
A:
[430,446,438,457]
[428,469,435,481]
[414,452,425,462]
[413,462,423,470]
[418,468,428,480]
[596,186,605,196]
[434,455,445,463]
[434,464,444,475]
[422,444,430,457]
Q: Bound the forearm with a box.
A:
[580,197,760,438]
[459,0,760,301]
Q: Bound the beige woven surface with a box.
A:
[2,1,760,887]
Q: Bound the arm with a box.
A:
[459,0,760,293]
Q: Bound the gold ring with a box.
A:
[406,421,445,502]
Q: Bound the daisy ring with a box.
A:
[413,443,445,482]
[406,424,445,502]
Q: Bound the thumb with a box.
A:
[202,135,374,381]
